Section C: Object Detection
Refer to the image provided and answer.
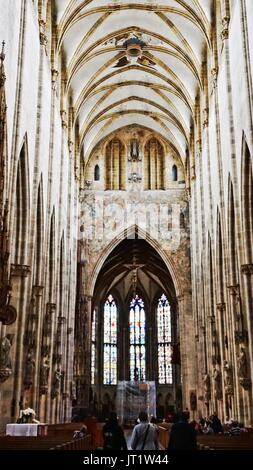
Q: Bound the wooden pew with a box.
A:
[0,434,91,450]
[197,433,253,450]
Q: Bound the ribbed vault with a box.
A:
[54,0,213,165]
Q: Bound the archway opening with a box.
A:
[91,237,181,421]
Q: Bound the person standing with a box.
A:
[103,412,127,450]
[167,412,197,450]
[130,411,159,450]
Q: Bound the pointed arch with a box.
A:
[129,294,146,381]
[144,137,165,190]
[157,293,173,384]
[216,210,225,302]
[13,135,30,264]
[172,164,178,182]
[88,225,183,298]
[241,134,253,263]
[103,293,118,385]
[94,164,100,181]
[33,175,44,285]
[105,138,126,190]
[228,178,238,284]
[48,208,55,302]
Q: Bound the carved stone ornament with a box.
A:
[0,334,14,382]
[39,19,48,46]
[221,17,230,41]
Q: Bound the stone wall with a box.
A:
[191,0,253,425]
[0,0,78,430]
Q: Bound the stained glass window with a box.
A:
[157,294,172,384]
[103,294,117,385]
[129,295,146,381]
[91,309,96,385]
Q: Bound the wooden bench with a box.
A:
[197,433,253,450]
[0,434,91,450]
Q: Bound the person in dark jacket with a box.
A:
[103,412,128,450]
[167,412,197,450]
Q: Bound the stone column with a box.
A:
[83,295,92,409]
[177,290,196,417]
[9,264,31,420]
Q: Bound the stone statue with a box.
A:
[24,353,35,388]
[40,357,50,387]
[129,136,140,161]
[0,334,13,369]
[203,373,211,402]
[223,360,233,395]
[213,366,222,400]
[52,368,62,397]
[238,347,247,379]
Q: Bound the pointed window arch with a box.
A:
[103,294,117,385]
[94,164,100,181]
[129,295,146,381]
[157,294,172,384]
[172,164,178,182]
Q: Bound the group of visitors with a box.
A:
[102,411,159,450]
[74,410,248,450]
[102,410,197,450]
[191,413,248,436]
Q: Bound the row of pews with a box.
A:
[197,432,253,450]
[0,418,104,451]
[157,423,253,450]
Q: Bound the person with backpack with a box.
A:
[103,412,128,450]
[130,411,159,450]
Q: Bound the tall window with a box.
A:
[91,309,96,385]
[157,294,172,384]
[94,164,100,181]
[129,295,146,381]
[172,164,178,181]
[103,295,117,385]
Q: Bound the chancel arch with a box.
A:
[89,236,183,419]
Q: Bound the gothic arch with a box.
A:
[88,225,183,298]
[144,137,165,190]
[241,134,253,263]
[105,138,126,190]
[33,176,44,285]
[13,135,30,264]
[228,178,239,285]
[216,210,225,303]
[48,208,56,302]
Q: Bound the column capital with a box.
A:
[11,264,30,277]
[241,264,253,275]
[32,285,44,297]
[227,284,240,296]
[216,302,226,312]
[84,295,93,302]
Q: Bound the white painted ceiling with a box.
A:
[56,0,213,162]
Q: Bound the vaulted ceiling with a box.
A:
[55,0,213,163]
[93,238,177,304]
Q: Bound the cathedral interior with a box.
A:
[0,0,253,434]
